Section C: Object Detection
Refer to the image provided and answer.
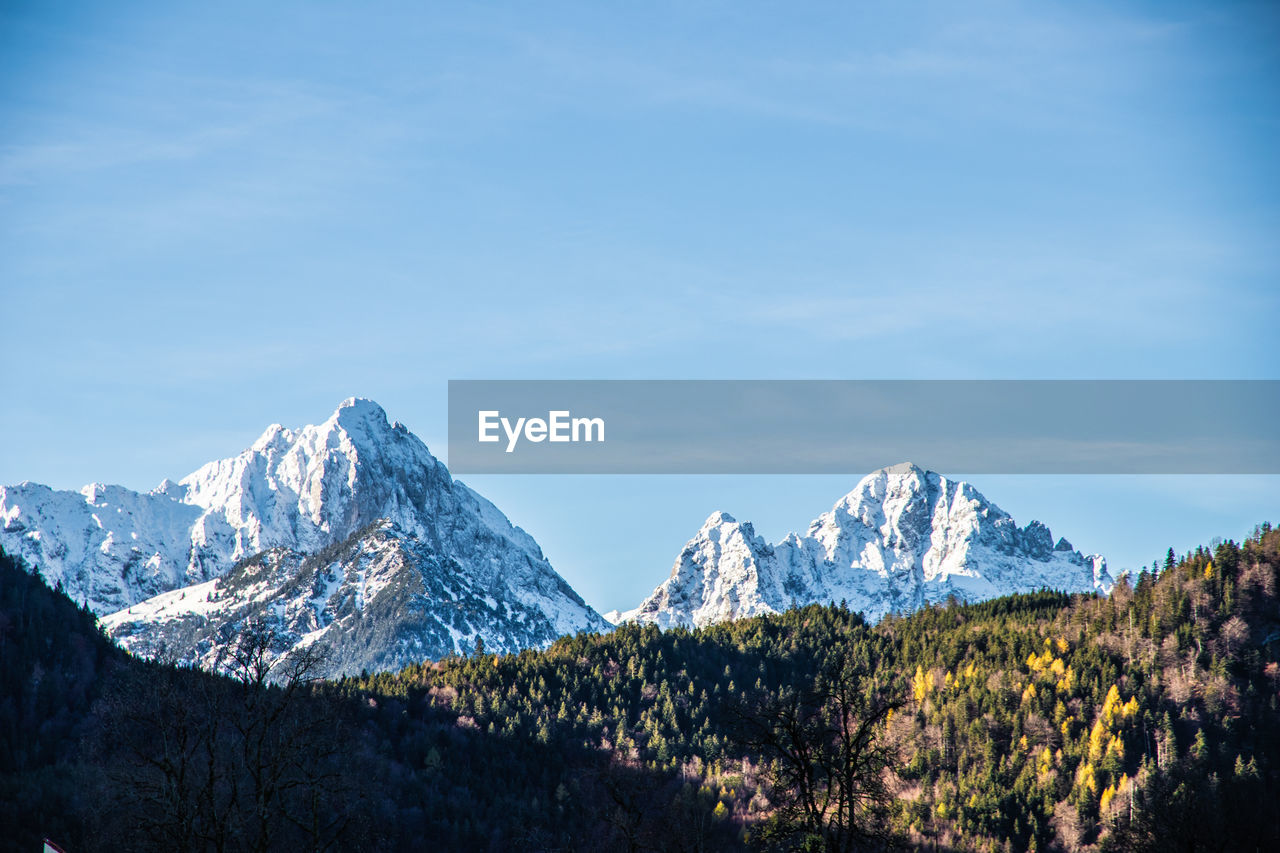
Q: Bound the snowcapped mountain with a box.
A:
[2,398,608,675]
[611,463,1113,629]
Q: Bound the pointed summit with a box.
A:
[701,510,737,528]
[829,463,933,514]
[882,461,929,478]
[329,397,391,432]
[336,395,384,414]
[250,423,292,452]
[614,507,775,629]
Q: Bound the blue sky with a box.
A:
[2,1,1278,612]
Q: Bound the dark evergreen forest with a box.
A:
[3,523,1278,851]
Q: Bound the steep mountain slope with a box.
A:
[2,399,607,674]
[612,463,1112,628]
[102,518,598,676]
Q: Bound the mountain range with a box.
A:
[2,402,1112,677]
[609,462,1113,628]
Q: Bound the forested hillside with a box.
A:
[2,524,1278,851]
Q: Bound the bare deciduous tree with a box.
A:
[91,621,356,852]
[735,656,901,853]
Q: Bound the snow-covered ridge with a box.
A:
[0,399,607,657]
[614,463,1112,629]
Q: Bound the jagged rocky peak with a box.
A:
[686,511,765,551]
[613,463,1112,629]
